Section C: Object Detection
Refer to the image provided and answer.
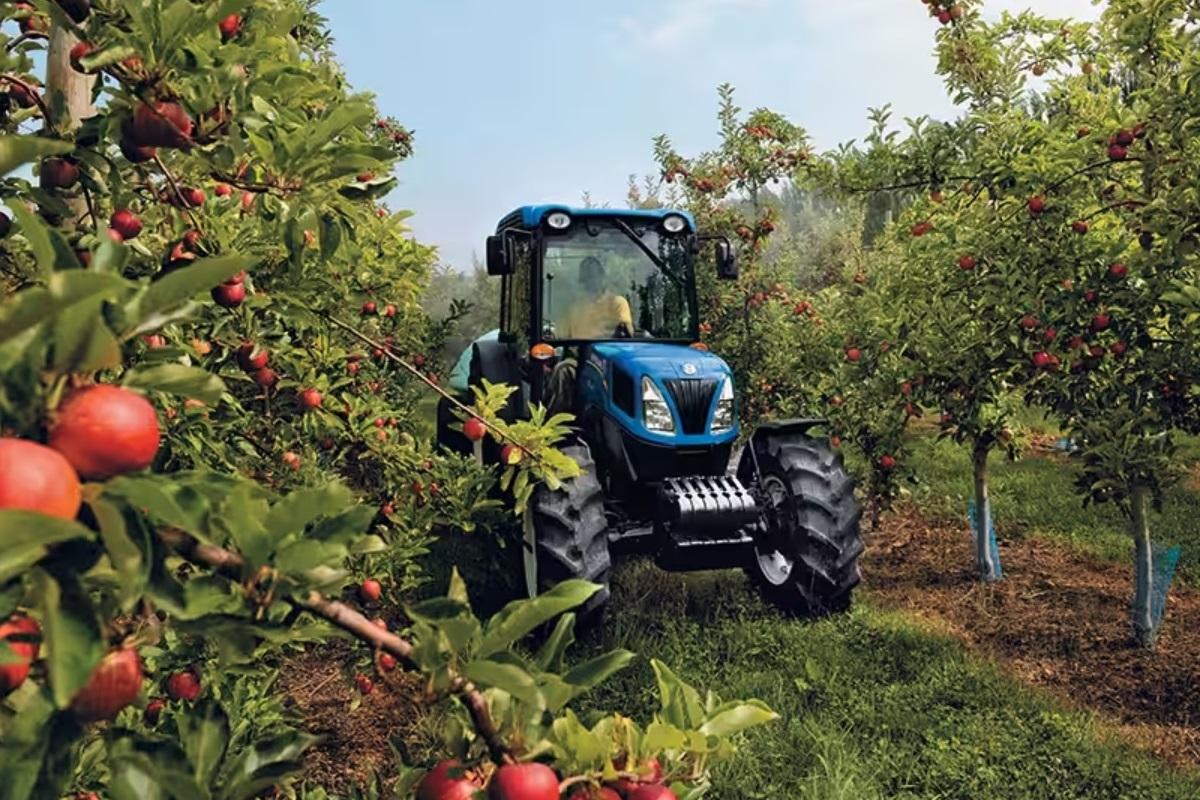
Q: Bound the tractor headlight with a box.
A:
[662,214,687,234]
[546,212,572,230]
[711,378,735,432]
[642,377,675,434]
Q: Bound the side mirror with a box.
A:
[715,239,738,280]
[486,234,511,276]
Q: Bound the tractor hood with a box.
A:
[586,341,738,446]
[591,342,732,383]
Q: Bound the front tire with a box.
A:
[739,434,863,616]
[525,443,611,626]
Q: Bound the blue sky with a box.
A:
[323,0,1100,271]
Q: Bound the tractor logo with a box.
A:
[682,362,698,375]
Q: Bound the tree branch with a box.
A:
[157,527,514,764]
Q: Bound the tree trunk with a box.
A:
[42,21,95,228]
[45,23,95,130]
[973,441,1000,581]
[1130,484,1156,649]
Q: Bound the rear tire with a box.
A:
[525,443,611,627]
[739,434,863,616]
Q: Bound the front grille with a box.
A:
[664,378,718,435]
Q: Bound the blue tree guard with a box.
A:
[967,499,1003,580]
[1137,543,1182,637]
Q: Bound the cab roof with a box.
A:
[496,205,696,233]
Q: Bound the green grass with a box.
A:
[569,562,1200,800]
[905,433,1200,584]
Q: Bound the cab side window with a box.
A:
[502,234,533,353]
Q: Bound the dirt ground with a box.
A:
[863,504,1200,768]
[277,642,438,794]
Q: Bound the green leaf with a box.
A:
[337,176,398,201]
[129,255,255,333]
[264,484,352,538]
[698,700,780,738]
[177,698,230,788]
[77,44,138,73]
[447,566,471,608]
[562,649,634,692]
[216,486,272,566]
[33,568,104,709]
[123,364,226,404]
[218,732,316,800]
[7,201,81,279]
[86,497,145,606]
[462,659,542,706]
[533,613,576,673]
[0,136,73,177]
[0,512,93,583]
[0,688,61,800]
[652,659,706,731]
[477,580,599,658]
[50,293,121,372]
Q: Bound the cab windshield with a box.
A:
[540,219,694,342]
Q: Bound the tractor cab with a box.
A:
[438,206,862,625]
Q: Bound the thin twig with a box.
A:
[153,153,203,233]
[317,311,548,465]
[157,528,515,764]
[0,74,53,126]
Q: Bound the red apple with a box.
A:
[1027,195,1046,216]
[1032,351,1053,369]
[499,444,522,465]
[378,652,397,672]
[298,388,322,411]
[359,579,382,603]
[0,438,82,519]
[463,417,487,442]
[957,255,976,270]
[488,763,559,800]
[253,367,278,388]
[68,41,94,73]
[1108,144,1128,161]
[236,342,268,371]
[41,157,79,189]
[131,101,193,149]
[0,615,39,695]
[1020,315,1038,331]
[845,347,862,362]
[629,787,677,800]
[49,386,160,480]
[1110,340,1128,357]
[110,209,143,240]
[361,301,377,315]
[354,674,374,695]
[218,13,242,40]
[166,670,200,701]
[416,761,483,800]
[212,282,246,308]
[144,697,165,725]
[282,451,301,471]
[384,303,397,317]
[71,648,143,722]
[1109,263,1128,279]
[879,454,897,470]
[1091,313,1112,332]
[214,183,233,197]
[1072,220,1089,234]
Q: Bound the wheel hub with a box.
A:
[755,474,795,585]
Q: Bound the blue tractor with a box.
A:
[438,205,862,622]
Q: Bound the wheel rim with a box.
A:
[755,474,794,586]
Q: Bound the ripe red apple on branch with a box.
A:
[0,615,40,695]
[49,385,161,480]
[0,438,82,519]
[70,648,143,722]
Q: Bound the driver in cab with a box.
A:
[561,256,633,339]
